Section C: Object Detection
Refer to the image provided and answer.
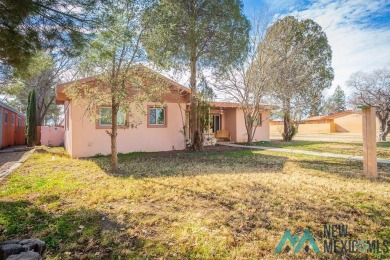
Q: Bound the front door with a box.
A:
[212,115,221,133]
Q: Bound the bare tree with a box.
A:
[65,0,167,172]
[348,68,390,141]
[215,11,271,144]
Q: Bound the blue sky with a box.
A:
[242,0,390,95]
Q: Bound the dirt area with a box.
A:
[0,151,26,173]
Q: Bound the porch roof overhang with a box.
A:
[209,102,278,110]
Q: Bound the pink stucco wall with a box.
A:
[218,108,270,143]
[40,126,65,147]
[222,109,237,141]
[64,101,72,153]
[234,109,270,143]
[66,102,187,158]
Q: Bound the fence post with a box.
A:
[361,106,377,178]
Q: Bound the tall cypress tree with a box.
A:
[27,89,37,147]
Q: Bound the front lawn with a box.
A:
[251,140,390,159]
[0,146,389,259]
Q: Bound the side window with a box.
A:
[4,112,8,123]
[11,114,15,125]
[247,113,262,126]
[148,107,166,127]
[98,107,126,126]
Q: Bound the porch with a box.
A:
[185,101,271,145]
[184,102,238,145]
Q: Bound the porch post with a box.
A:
[361,106,377,178]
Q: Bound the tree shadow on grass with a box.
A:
[294,158,390,183]
[0,200,151,259]
[144,177,273,211]
[88,146,288,179]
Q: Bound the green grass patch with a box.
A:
[251,140,390,158]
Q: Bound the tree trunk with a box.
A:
[246,129,253,144]
[111,101,119,172]
[189,47,202,151]
[378,118,389,141]
[282,99,293,141]
[244,114,254,145]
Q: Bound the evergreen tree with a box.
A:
[324,85,346,114]
[142,0,250,150]
[0,0,98,71]
[332,85,346,112]
[26,89,37,147]
[262,16,333,141]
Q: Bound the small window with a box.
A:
[98,107,126,126]
[149,107,165,126]
[11,114,15,125]
[255,113,262,126]
[250,113,262,126]
[4,112,8,123]
[17,117,21,127]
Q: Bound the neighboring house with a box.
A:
[0,101,26,149]
[56,67,272,158]
[270,110,380,134]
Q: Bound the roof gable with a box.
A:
[56,65,191,104]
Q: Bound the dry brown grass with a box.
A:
[0,146,389,259]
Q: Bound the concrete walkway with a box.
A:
[0,149,36,182]
[0,145,32,153]
[219,143,390,164]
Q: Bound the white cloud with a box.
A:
[285,0,390,95]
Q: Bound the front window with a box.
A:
[149,107,165,126]
[99,107,126,126]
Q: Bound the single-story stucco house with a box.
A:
[56,67,273,158]
[270,110,380,134]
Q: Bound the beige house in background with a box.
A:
[56,67,272,158]
[270,110,380,134]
